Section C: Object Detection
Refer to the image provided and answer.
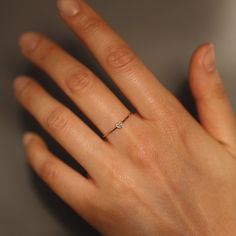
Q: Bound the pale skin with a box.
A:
[13,0,236,235]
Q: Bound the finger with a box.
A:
[18,32,133,142]
[13,75,111,179]
[56,0,179,120]
[22,132,96,219]
[188,43,236,153]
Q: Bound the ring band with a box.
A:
[102,111,133,139]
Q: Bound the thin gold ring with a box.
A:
[102,111,133,139]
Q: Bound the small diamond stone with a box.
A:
[116,121,123,129]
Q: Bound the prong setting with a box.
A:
[116,121,123,129]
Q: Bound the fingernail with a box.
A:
[203,44,216,72]
[57,0,81,17]
[19,33,40,53]
[13,77,30,94]
[23,133,34,146]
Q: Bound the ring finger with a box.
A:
[19,32,139,144]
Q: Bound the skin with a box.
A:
[13,0,236,235]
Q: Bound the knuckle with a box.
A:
[78,14,102,34]
[65,69,94,96]
[162,109,189,136]
[47,107,69,132]
[107,167,144,215]
[127,132,160,167]
[40,159,58,183]
[109,166,133,195]
[150,98,190,136]
[106,45,136,71]
[103,159,131,193]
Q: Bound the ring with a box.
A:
[102,111,134,139]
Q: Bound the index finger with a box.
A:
[57,0,178,120]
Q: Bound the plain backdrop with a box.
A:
[1,0,236,235]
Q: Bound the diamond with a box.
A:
[116,121,123,129]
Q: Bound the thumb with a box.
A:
[188,43,236,156]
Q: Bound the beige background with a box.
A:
[1,0,236,235]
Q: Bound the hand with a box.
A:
[13,0,236,235]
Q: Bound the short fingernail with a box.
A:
[13,77,30,94]
[57,0,81,17]
[19,33,40,52]
[203,43,216,72]
[23,133,34,146]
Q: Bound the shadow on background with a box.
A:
[176,78,198,120]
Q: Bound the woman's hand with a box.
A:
[13,0,236,235]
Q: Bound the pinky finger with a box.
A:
[22,132,96,218]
